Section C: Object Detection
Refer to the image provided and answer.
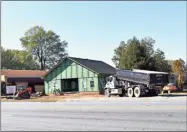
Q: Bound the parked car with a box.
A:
[162,83,177,94]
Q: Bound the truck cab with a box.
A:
[105,76,115,89]
[104,75,126,97]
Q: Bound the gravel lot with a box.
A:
[1,95,187,131]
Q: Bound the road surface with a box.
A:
[1,96,187,131]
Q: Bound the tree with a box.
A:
[136,37,158,70]
[112,36,156,70]
[112,41,126,68]
[120,37,142,69]
[20,26,68,70]
[1,47,19,69]
[172,59,185,88]
[13,50,40,70]
[1,47,40,70]
[153,49,171,72]
[112,36,171,72]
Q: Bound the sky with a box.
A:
[2,1,186,66]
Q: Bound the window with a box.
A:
[109,77,113,82]
[90,81,94,88]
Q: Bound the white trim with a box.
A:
[132,69,169,74]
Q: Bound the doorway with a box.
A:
[61,78,79,92]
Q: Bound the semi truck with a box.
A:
[104,69,169,98]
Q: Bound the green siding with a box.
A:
[89,71,94,77]
[44,58,100,94]
[56,67,61,79]
[98,77,107,94]
[61,63,66,78]
[83,68,88,78]
[78,77,98,92]
[66,66,71,78]
[44,81,48,94]
[77,65,82,78]
[72,64,77,78]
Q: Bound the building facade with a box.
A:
[44,57,116,94]
[1,70,47,93]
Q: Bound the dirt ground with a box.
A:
[1,92,187,102]
[0,94,104,102]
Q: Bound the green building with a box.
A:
[44,57,116,94]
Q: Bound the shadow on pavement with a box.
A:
[158,94,187,97]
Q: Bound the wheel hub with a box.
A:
[135,89,139,94]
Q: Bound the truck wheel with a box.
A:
[152,90,158,96]
[104,89,110,97]
[127,88,134,97]
[119,89,125,97]
[134,87,141,98]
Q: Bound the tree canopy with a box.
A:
[20,26,68,70]
[1,47,39,70]
[112,36,171,72]
[172,59,185,88]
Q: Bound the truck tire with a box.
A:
[104,89,111,97]
[134,87,141,98]
[148,90,158,96]
[153,90,159,96]
[119,89,125,97]
[127,88,134,97]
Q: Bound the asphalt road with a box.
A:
[1,96,187,131]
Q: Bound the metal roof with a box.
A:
[69,57,116,75]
